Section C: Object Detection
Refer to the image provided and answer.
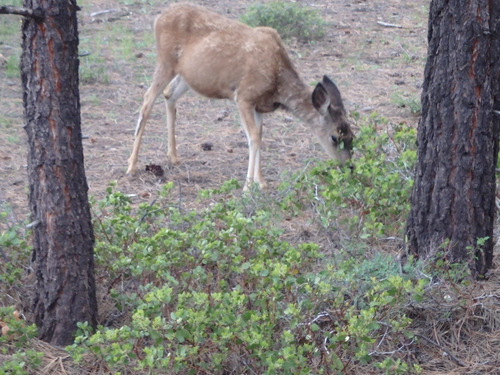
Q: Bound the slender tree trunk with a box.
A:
[406,0,500,278]
[21,0,98,345]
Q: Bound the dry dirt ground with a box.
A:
[0,0,427,224]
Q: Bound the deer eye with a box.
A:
[331,135,339,145]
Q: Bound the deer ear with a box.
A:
[312,82,330,115]
[321,75,345,111]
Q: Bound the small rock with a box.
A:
[201,142,213,151]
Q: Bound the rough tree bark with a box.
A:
[406,0,500,277]
[21,0,98,344]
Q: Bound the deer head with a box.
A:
[312,75,354,166]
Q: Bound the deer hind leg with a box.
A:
[238,102,266,190]
[127,64,174,174]
[163,75,190,165]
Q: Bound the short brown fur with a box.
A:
[127,3,354,190]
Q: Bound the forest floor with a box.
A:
[3,0,500,374]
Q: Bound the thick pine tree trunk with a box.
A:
[406,0,500,277]
[21,0,98,345]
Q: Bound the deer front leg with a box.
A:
[127,91,156,174]
[252,111,265,187]
[238,103,266,190]
[163,75,189,165]
[127,65,174,174]
[165,101,179,165]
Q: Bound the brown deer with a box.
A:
[127,2,354,190]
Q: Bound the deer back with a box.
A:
[154,3,294,105]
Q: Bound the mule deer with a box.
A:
[127,2,354,190]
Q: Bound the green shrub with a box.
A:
[68,183,424,374]
[241,1,327,42]
[0,307,42,375]
[1,110,421,373]
[282,112,417,242]
[0,213,32,306]
[0,216,43,375]
[391,92,422,115]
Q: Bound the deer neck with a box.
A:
[278,70,317,123]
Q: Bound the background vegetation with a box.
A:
[240,1,327,41]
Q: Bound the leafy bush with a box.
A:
[68,179,424,374]
[282,113,417,242]
[0,213,32,306]
[241,1,327,42]
[391,92,422,115]
[0,306,42,375]
[1,113,422,373]
[0,216,43,375]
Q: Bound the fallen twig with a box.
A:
[377,21,403,29]
[90,9,116,17]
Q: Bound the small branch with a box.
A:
[0,6,44,21]
[369,337,416,356]
[139,198,158,223]
[472,292,500,301]
[377,21,403,29]
[26,220,40,229]
[90,9,116,17]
